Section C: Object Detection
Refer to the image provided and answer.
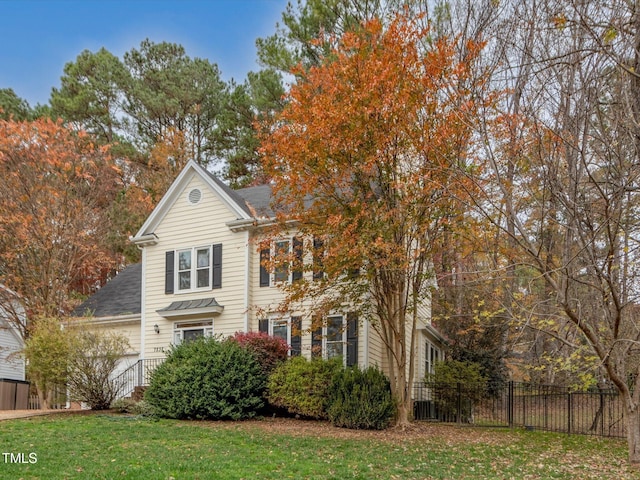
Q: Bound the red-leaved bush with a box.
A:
[231,331,289,375]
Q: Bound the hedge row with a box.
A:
[144,334,396,429]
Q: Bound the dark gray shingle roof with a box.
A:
[201,170,255,217]
[72,264,141,318]
[201,167,275,218]
[235,184,274,217]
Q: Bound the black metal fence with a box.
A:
[413,381,626,439]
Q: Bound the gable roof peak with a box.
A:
[131,160,255,241]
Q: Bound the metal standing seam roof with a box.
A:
[156,297,223,314]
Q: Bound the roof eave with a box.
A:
[130,233,158,247]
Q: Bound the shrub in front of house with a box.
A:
[327,365,396,430]
[230,331,289,376]
[426,360,488,422]
[266,356,342,419]
[145,337,265,420]
[111,398,156,417]
[111,397,136,413]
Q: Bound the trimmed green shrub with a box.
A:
[426,360,488,421]
[266,357,342,419]
[110,398,156,417]
[230,331,289,375]
[111,397,136,413]
[327,365,396,430]
[145,337,265,420]
[130,400,156,417]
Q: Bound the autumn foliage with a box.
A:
[260,14,489,425]
[230,331,289,375]
[0,118,122,326]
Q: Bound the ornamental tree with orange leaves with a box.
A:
[260,14,491,426]
[0,118,122,338]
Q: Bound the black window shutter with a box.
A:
[313,237,324,281]
[346,312,358,367]
[165,251,175,294]
[258,319,269,333]
[292,237,303,283]
[290,316,302,356]
[212,244,222,289]
[259,247,270,287]
[311,315,322,358]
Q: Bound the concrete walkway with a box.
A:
[0,409,71,421]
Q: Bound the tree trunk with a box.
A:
[624,400,640,464]
[395,361,412,427]
[36,384,49,410]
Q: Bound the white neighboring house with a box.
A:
[0,285,26,381]
[72,160,446,395]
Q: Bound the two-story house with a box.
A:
[73,160,445,394]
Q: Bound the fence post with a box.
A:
[508,381,514,428]
[523,384,526,427]
[600,390,605,437]
[567,391,572,434]
[457,382,462,424]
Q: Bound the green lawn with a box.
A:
[0,412,637,479]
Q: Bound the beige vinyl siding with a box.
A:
[142,174,249,358]
[363,319,386,369]
[247,229,392,370]
[90,319,141,357]
[247,230,290,319]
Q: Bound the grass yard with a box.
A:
[0,412,637,479]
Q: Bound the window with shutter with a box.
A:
[313,237,325,281]
[165,251,175,294]
[292,237,304,282]
[259,248,270,287]
[165,244,222,294]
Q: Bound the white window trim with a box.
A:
[176,245,213,293]
[268,316,292,346]
[270,237,306,286]
[323,314,347,365]
[173,320,214,345]
[271,239,292,285]
[425,340,441,377]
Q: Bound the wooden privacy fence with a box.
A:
[413,381,626,439]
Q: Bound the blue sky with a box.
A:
[0,0,290,106]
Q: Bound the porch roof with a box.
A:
[156,297,224,318]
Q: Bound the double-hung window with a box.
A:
[425,341,440,376]
[260,237,303,286]
[312,313,358,367]
[178,246,212,291]
[270,318,290,344]
[325,315,345,360]
[166,244,222,294]
[273,240,290,283]
[258,316,302,356]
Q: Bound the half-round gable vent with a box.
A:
[188,188,202,205]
